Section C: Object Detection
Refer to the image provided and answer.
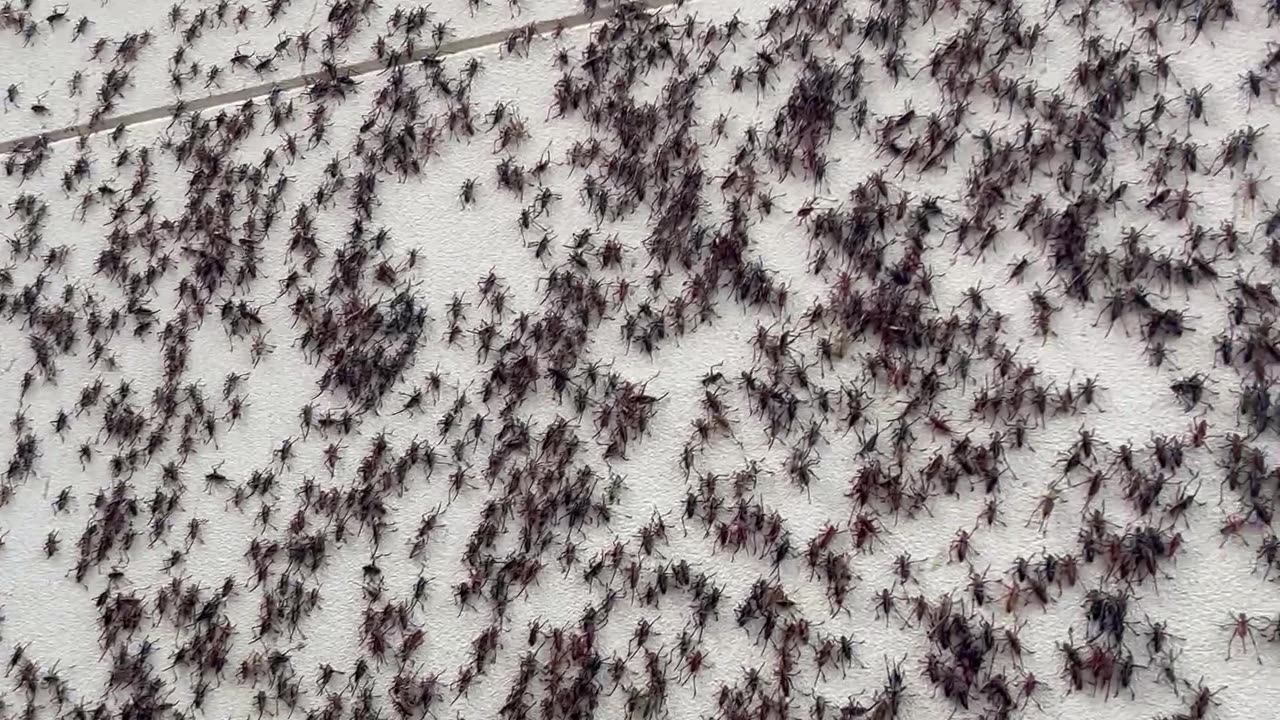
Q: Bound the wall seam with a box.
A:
[0,0,681,153]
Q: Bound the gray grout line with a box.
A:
[0,0,681,154]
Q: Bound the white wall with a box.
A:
[1,0,1279,719]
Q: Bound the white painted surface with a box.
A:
[0,1,1278,719]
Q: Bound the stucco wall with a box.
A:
[1,0,1279,719]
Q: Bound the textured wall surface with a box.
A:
[1,1,1280,719]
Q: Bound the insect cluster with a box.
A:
[1,0,1280,719]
